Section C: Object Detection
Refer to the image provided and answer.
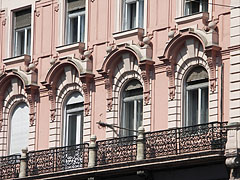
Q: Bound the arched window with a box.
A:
[184,66,209,126]
[63,91,84,146]
[120,79,143,136]
[9,102,29,154]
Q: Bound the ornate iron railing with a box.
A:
[96,136,137,165]
[145,122,227,159]
[0,154,21,179]
[27,143,88,176]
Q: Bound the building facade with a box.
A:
[0,0,240,179]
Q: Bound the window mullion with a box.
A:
[24,28,27,55]
[77,15,81,42]
[15,31,18,56]
[136,0,139,27]
[198,88,202,124]
[134,100,137,135]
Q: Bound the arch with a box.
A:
[44,58,84,86]
[163,31,207,60]
[98,46,142,74]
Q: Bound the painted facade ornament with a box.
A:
[26,87,38,126]
[205,46,221,93]
[80,74,94,116]
[48,86,56,122]
[139,60,154,105]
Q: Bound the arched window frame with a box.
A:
[183,66,209,127]
[62,91,84,146]
[8,101,29,155]
[120,79,143,136]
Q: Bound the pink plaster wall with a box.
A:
[0,0,232,150]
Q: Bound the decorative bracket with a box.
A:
[47,85,56,122]
[25,85,38,126]
[205,46,221,93]
[139,60,154,105]
[102,72,113,111]
[80,73,94,116]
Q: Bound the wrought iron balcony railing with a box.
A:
[27,143,89,176]
[0,154,21,179]
[0,122,227,179]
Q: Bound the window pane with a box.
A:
[192,1,200,14]
[16,29,25,56]
[187,89,198,126]
[69,16,78,43]
[68,115,77,146]
[26,29,31,55]
[200,87,208,124]
[129,3,136,29]
[138,0,144,28]
[10,102,29,154]
[136,99,143,129]
[124,101,134,136]
[79,14,85,42]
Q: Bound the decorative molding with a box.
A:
[205,46,221,92]
[54,4,59,12]
[80,73,94,116]
[48,86,56,122]
[2,18,6,26]
[139,60,154,105]
[103,73,113,111]
[35,10,40,17]
[26,86,38,126]
[166,60,176,100]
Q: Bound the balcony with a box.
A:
[0,122,227,179]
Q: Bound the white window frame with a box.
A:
[64,110,84,146]
[122,0,144,31]
[120,80,143,137]
[184,0,208,16]
[176,0,212,19]
[65,1,86,45]
[14,26,31,56]
[184,80,209,127]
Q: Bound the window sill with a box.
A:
[3,55,31,66]
[56,42,85,54]
[175,12,209,25]
[113,28,144,40]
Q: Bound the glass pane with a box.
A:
[15,29,25,56]
[10,102,29,154]
[79,14,85,42]
[124,101,134,136]
[192,1,200,14]
[138,0,144,28]
[136,99,143,129]
[26,28,31,55]
[187,89,198,126]
[130,3,136,29]
[68,115,77,146]
[202,0,208,12]
[69,16,78,43]
[200,87,208,124]
[184,2,190,15]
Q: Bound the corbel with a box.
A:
[139,60,154,105]
[205,46,221,92]
[47,85,56,122]
[25,86,38,126]
[80,73,94,116]
[102,72,113,111]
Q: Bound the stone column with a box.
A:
[226,0,240,179]
[88,135,97,168]
[137,126,145,161]
[19,148,28,178]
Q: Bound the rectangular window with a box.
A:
[122,0,144,31]
[13,8,31,56]
[184,0,208,16]
[66,0,85,44]
[185,83,208,126]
